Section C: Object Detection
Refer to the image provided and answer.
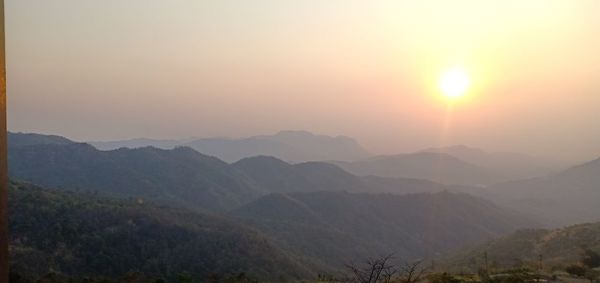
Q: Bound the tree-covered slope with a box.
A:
[232,156,365,193]
[8,141,262,212]
[446,222,600,272]
[10,134,486,213]
[233,155,481,196]
[9,182,311,281]
[231,191,537,270]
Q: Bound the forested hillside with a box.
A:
[447,222,600,272]
[8,141,262,212]
[8,133,485,212]
[232,191,538,270]
[8,132,564,282]
[232,156,365,193]
[9,182,311,281]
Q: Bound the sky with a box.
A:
[6,0,600,161]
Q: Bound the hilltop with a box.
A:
[446,222,600,272]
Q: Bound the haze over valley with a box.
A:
[6,130,600,280]
[5,1,600,282]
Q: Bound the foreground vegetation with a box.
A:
[7,181,600,283]
[9,252,600,283]
[8,182,311,281]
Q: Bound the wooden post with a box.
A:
[0,0,8,280]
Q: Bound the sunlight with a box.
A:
[439,67,471,100]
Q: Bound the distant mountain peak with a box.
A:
[235,155,292,166]
[420,144,487,155]
[565,155,600,171]
[273,130,314,137]
[8,140,261,212]
[331,151,500,186]
[272,130,355,141]
[8,132,75,147]
[91,130,370,163]
[418,144,567,182]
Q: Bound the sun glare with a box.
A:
[439,67,471,99]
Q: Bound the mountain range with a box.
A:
[9,131,598,228]
[420,145,565,181]
[8,131,600,278]
[488,157,600,226]
[8,132,73,147]
[8,180,536,280]
[330,146,567,187]
[6,132,553,279]
[8,132,482,212]
[330,152,501,186]
[8,139,262,212]
[90,132,565,185]
[90,130,370,163]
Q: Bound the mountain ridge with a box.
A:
[90,130,370,163]
[8,139,263,212]
[232,190,539,270]
[421,145,566,181]
[488,156,600,227]
[331,152,501,186]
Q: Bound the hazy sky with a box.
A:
[6,0,600,161]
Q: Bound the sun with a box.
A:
[439,67,471,99]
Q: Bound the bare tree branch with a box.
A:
[398,260,427,283]
[344,254,397,283]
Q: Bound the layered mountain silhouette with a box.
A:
[10,132,579,279]
[420,145,565,181]
[11,132,595,230]
[232,156,365,193]
[91,130,370,163]
[232,191,537,269]
[488,157,600,226]
[331,152,501,186]
[233,155,482,195]
[330,145,566,187]
[9,135,262,212]
[90,133,564,187]
[8,133,481,210]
